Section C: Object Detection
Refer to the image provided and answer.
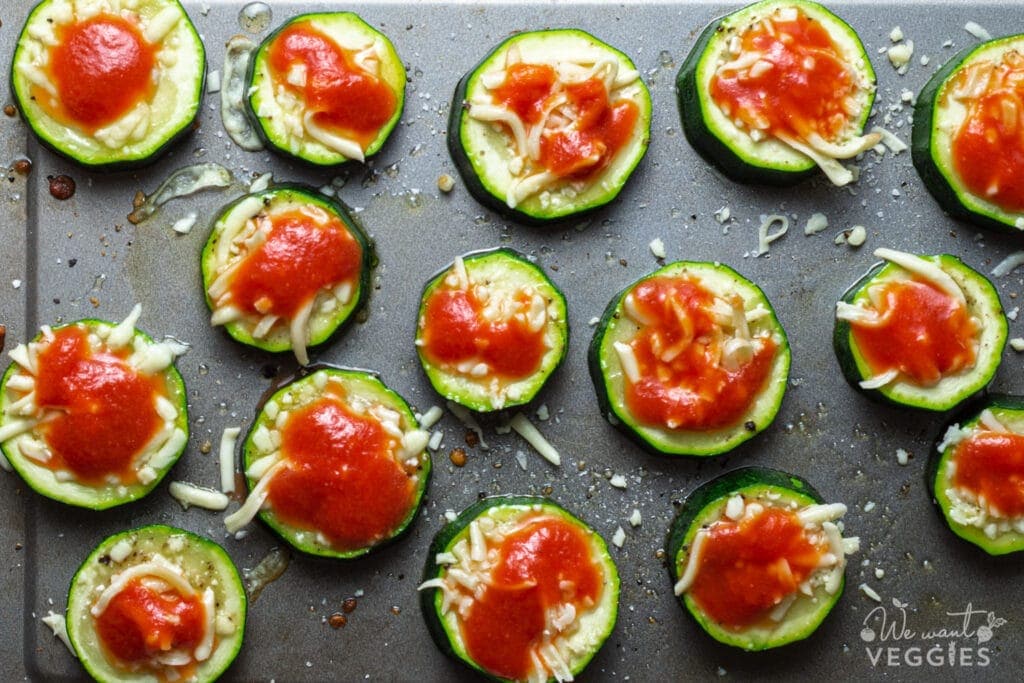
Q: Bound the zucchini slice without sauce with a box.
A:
[449,29,652,223]
[912,34,1024,233]
[589,261,790,456]
[419,495,619,682]
[676,0,878,186]
[246,12,406,165]
[0,306,188,509]
[66,525,246,682]
[11,0,205,169]
[201,185,371,365]
[226,367,430,559]
[415,248,568,412]
[834,248,1007,411]
[667,468,858,650]
[929,396,1024,555]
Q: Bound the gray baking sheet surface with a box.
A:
[2,1,1024,680]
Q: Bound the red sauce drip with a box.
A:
[267,23,397,148]
[462,516,603,680]
[849,279,977,386]
[952,431,1024,517]
[623,276,777,430]
[492,63,639,178]
[49,14,156,131]
[689,507,824,630]
[420,286,546,379]
[950,53,1024,212]
[710,11,855,143]
[268,394,415,550]
[228,210,361,320]
[33,326,162,484]
[95,578,205,666]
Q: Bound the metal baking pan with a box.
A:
[3,1,1023,680]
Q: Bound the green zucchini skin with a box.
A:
[927,395,1024,555]
[415,248,569,412]
[588,261,790,456]
[200,184,372,357]
[833,254,1007,411]
[420,495,619,682]
[10,0,206,171]
[66,525,246,682]
[667,467,843,650]
[676,0,875,186]
[912,34,1024,234]
[241,367,430,559]
[246,12,406,167]
[0,319,188,510]
[448,29,652,225]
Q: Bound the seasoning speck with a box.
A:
[328,613,346,628]
[3,105,16,117]
[12,158,31,176]
[437,173,455,193]
[199,440,212,455]
[449,448,467,467]
[48,174,76,200]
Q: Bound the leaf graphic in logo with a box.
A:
[891,597,908,609]
[860,627,876,643]
[977,625,993,644]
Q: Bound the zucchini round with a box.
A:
[0,307,188,509]
[66,525,246,682]
[229,367,430,559]
[833,248,1007,411]
[912,34,1024,233]
[448,29,652,223]
[11,0,205,170]
[246,12,406,166]
[588,261,790,456]
[201,184,371,365]
[667,467,855,650]
[415,248,569,412]
[928,395,1024,555]
[419,495,619,682]
[676,0,878,186]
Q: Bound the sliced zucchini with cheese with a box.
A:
[449,29,652,223]
[929,396,1024,555]
[0,306,189,509]
[419,495,619,682]
[66,525,246,682]
[912,34,1024,233]
[11,0,205,169]
[833,248,1007,411]
[668,467,858,650]
[588,261,790,456]
[226,367,430,559]
[415,248,569,412]
[246,12,406,165]
[201,184,371,365]
[676,0,878,186]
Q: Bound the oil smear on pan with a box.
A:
[222,36,265,152]
[243,546,291,602]
[128,162,233,224]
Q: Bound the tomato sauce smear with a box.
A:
[95,578,205,672]
[47,14,157,131]
[461,515,603,680]
[710,10,857,144]
[623,276,777,430]
[33,325,163,484]
[268,391,416,550]
[492,62,639,178]
[267,22,397,149]
[689,506,824,630]
[952,430,1024,518]
[420,285,546,379]
[850,278,977,386]
[228,209,362,321]
[950,51,1024,213]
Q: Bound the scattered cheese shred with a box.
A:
[510,413,560,466]
[41,611,76,658]
[756,214,789,256]
[169,481,230,511]
[219,427,241,493]
[991,251,1024,277]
